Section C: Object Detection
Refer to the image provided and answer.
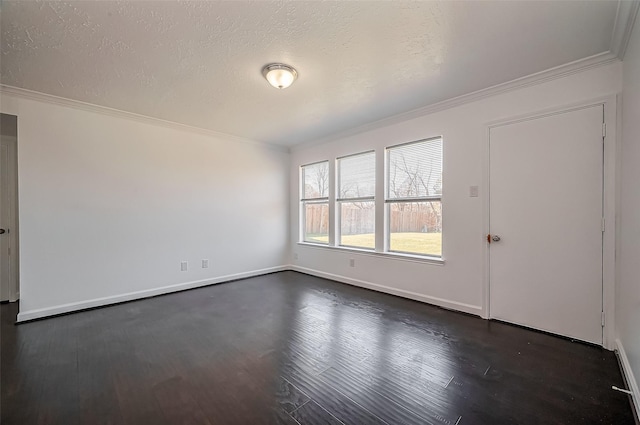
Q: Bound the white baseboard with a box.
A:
[290,265,483,317]
[16,265,287,322]
[16,265,483,322]
[616,338,640,421]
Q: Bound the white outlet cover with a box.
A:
[469,185,479,197]
[180,261,188,271]
[202,259,209,268]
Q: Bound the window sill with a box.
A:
[296,242,445,265]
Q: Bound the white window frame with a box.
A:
[385,137,443,257]
[300,161,330,244]
[336,151,376,250]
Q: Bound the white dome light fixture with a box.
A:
[262,63,298,89]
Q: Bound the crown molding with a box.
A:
[291,51,620,153]
[0,85,290,153]
[610,0,640,60]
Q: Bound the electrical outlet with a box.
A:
[202,259,209,269]
[349,258,355,267]
[294,253,299,260]
[180,261,188,272]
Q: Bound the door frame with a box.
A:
[1,114,19,302]
[482,95,618,349]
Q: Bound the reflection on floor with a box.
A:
[1,271,635,424]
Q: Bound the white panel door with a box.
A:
[489,105,603,345]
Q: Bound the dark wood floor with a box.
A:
[1,271,635,425]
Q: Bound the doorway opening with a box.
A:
[1,113,19,303]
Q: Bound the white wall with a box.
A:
[619,12,640,409]
[290,62,622,317]
[0,92,290,321]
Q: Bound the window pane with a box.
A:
[338,152,375,199]
[303,202,329,243]
[302,162,329,199]
[388,201,442,256]
[387,138,442,200]
[339,201,375,249]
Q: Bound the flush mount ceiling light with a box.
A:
[262,63,298,89]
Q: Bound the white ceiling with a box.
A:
[0,1,627,147]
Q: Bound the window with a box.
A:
[301,161,329,244]
[337,151,375,249]
[299,136,443,260]
[386,138,443,257]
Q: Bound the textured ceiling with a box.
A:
[1,1,620,146]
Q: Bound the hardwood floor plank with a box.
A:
[320,364,460,425]
[77,339,126,425]
[276,377,311,413]
[289,399,345,425]
[179,357,271,424]
[316,365,450,425]
[152,376,213,425]
[113,371,171,425]
[282,370,389,425]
